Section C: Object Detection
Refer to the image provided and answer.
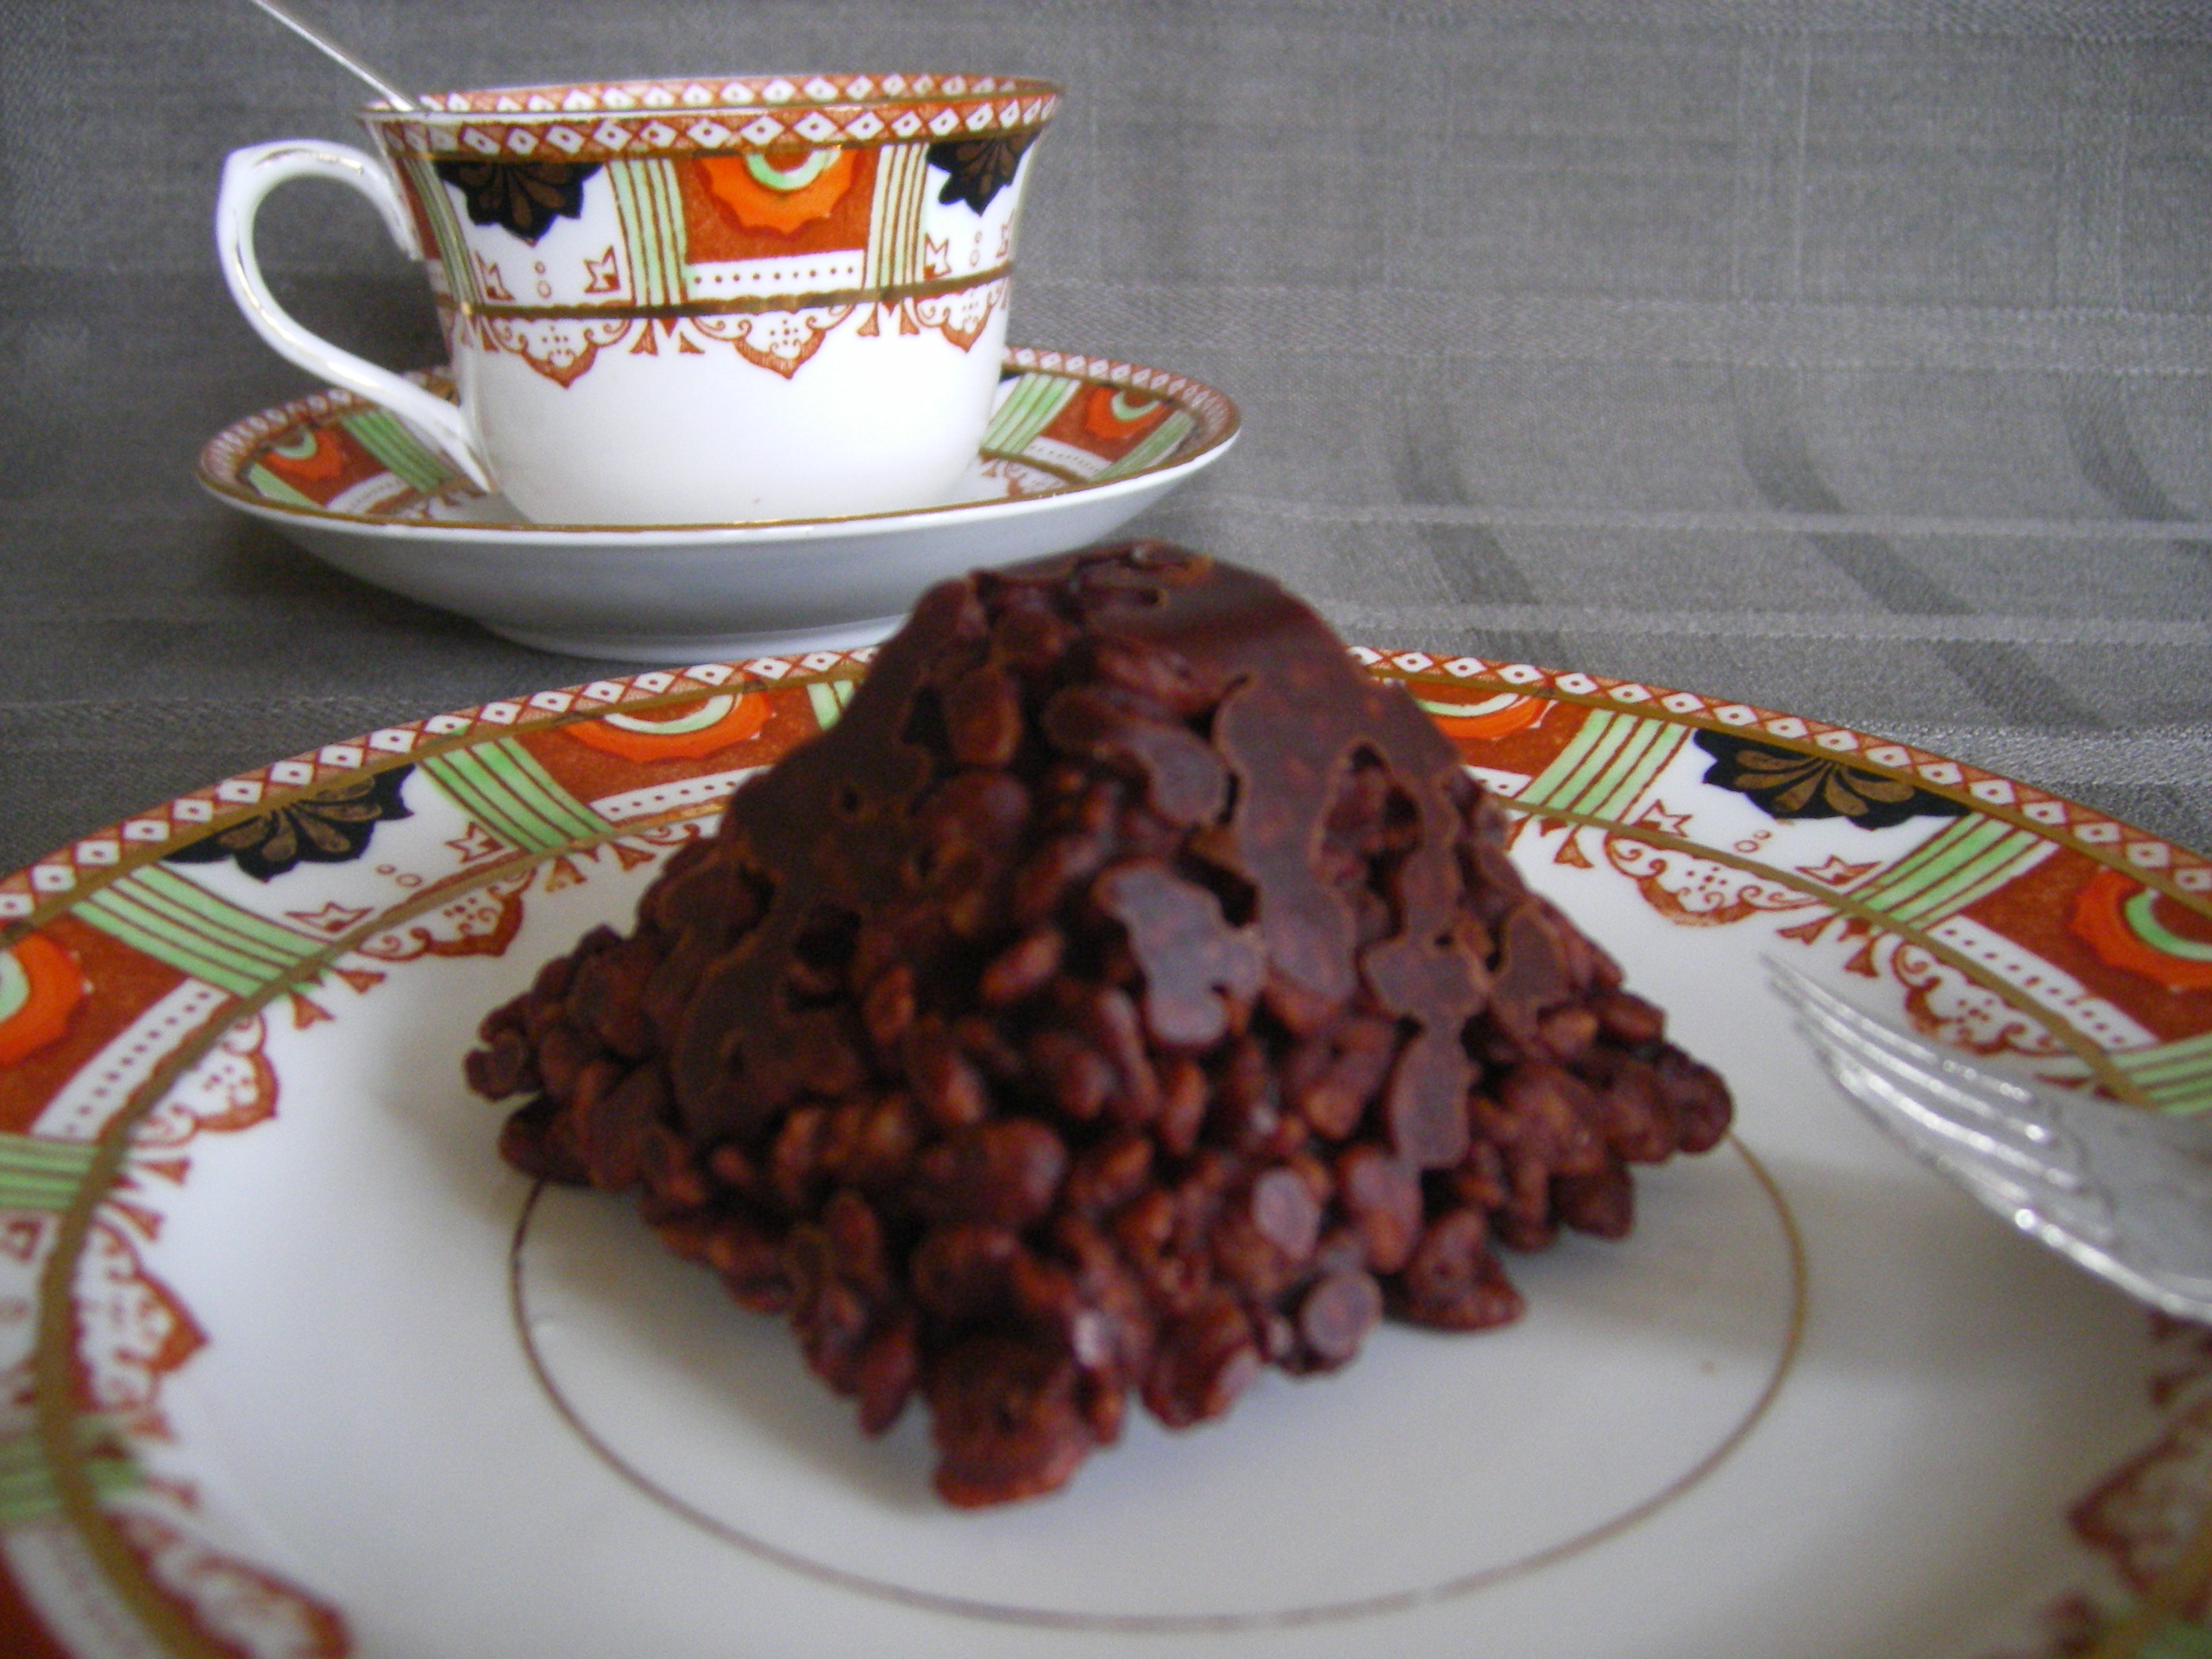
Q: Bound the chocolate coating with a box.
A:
[468,544,1733,1505]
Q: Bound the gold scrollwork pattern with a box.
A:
[463,276,1005,385]
[685,303,859,378]
[478,316,638,389]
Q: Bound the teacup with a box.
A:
[217,73,1060,525]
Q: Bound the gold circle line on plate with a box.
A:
[507,1133,1808,1635]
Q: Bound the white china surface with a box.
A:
[4,654,2204,1659]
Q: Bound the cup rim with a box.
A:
[361,73,1060,162]
[363,71,1060,125]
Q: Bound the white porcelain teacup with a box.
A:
[217,73,1060,526]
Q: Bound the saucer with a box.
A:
[196,348,1239,661]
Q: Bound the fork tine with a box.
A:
[1789,998,2078,1177]
[1809,1046,2118,1246]
[1767,962,2045,1123]
[1768,960,2212,1324]
[1764,962,2085,1187]
[1802,1033,2103,1220]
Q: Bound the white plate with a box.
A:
[195,348,1238,661]
[3,649,2209,1659]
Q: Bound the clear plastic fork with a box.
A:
[1765,957,2212,1324]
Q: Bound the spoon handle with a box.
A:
[240,0,416,112]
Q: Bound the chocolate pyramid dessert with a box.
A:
[468,544,1731,1506]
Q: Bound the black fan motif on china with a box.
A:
[434,160,601,244]
[927,133,1037,214]
[167,766,416,881]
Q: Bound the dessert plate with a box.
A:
[3,650,2209,1659]
[195,349,1239,661]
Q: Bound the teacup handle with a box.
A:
[215,140,493,490]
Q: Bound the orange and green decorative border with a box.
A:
[1,646,2208,1658]
[368,74,1060,165]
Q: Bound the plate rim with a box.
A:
[11,651,2203,954]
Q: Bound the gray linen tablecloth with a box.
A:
[2,0,2207,875]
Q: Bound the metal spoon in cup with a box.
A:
[240,0,415,110]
